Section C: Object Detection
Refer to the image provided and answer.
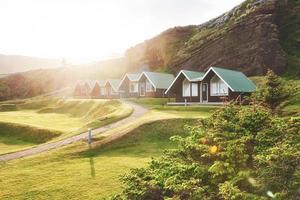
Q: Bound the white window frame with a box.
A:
[202,83,208,102]
[100,87,105,95]
[182,79,191,97]
[111,88,118,95]
[191,82,198,97]
[146,80,154,92]
[140,83,146,96]
[129,82,138,93]
[210,75,228,96]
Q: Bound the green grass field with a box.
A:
[0,119,199,199]
[0,98,132,154]
[0,122,61,154]
[128,97,219,113]
[128,97,173,108]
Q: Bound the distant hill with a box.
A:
[0,54,62,74]
[125,0,300,77]
[0,58,135,100]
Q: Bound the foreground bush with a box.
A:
[111,104,300,200]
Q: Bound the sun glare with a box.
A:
[0,0,245,64]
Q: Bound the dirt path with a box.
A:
[0,101,148,162]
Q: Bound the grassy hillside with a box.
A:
[0,119,199,199]
[0,122,61,154]
[0,98,132,154]
[0,54,61,74]
[0,58,132,100]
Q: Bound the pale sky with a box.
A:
[0,0,245,64]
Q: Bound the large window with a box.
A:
[146,80,154,92]
[129,82,138,93]
[191,83,198,97]
[182,79,190,97]
[100,88,105,95]
[210,75,228,96]
[111,88,118,95]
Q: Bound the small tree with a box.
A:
[263,69,290,112]
[110,104,300,200]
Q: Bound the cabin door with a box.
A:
[140,83,145,96]
[202,83,208,102]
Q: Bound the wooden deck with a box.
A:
[167,102,225,106]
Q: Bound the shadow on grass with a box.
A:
[88,144,96,178]
[75,119,199,159]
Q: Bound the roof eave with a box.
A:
[138,72,157,90]
[165,70,186,94]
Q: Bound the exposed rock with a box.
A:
[125,0,289,76]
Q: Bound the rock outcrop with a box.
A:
[125,0,290,76]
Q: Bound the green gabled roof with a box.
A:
[165,70,205,94]
[127,73,140,81]
[142,72,175,89]
[106,79,121,92]
[182,70,205,81]
[85,80,97,88]
[209,67,256,92]
[96,80,106,87]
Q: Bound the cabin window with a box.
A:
[182,79,190,97]
[100,88,105,95]
[210,75,228,96]
[130,82,138,93]
[191,83,198,97]
[111,88,118,95]
[146,80,154,92]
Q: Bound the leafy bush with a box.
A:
[110,104,300,200]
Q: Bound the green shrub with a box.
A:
[111,104,300,200]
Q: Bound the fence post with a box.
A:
[88,128,92,144]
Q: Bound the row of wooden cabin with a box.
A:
[73,66,256,104]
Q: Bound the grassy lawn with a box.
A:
[128,97,174,108]
[0,98,132,154]
[0,119,199,200]
[0,110,86,133]
[0,122,61,155]
[128,97,219,114]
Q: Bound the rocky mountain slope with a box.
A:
[125,0,299,76]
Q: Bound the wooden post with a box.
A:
[87,128,92,144]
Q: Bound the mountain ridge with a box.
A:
[125,0,293,76]
[0,54,62,74]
